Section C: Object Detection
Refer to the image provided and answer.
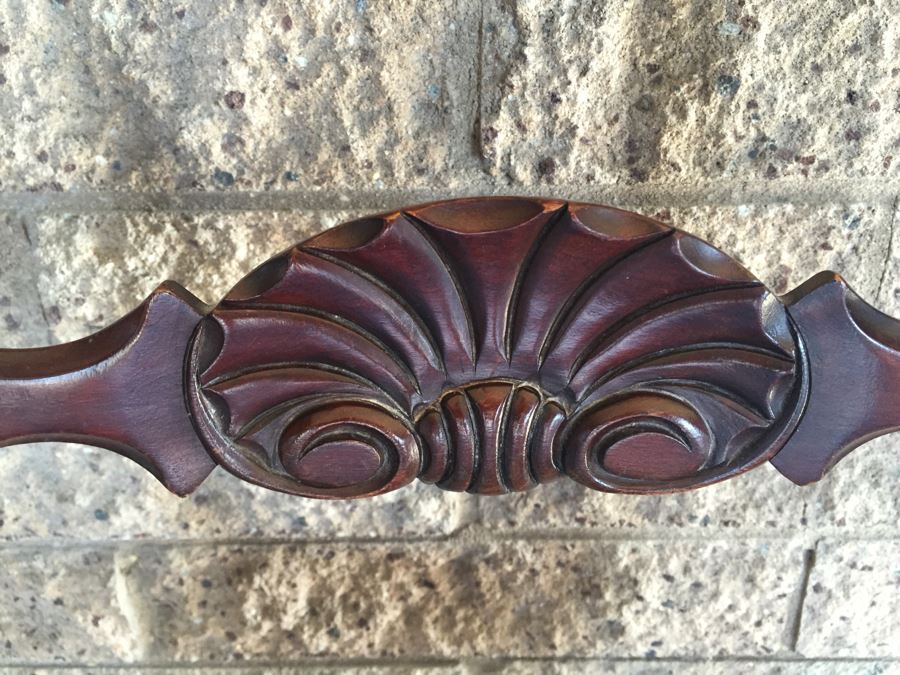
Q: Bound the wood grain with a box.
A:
[188,198,805,497]
[0,282,215,495]
[1,197,896,500]
[772,272,900,484]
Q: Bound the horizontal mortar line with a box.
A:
[0,179,899,214]
[493,656,900,664]
[0,528,897,552]
[0,658,460,671]
[464,527,900,545]
[3,656,899,669]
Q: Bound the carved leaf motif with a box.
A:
[187,198,802,497]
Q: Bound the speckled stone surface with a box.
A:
[2,1,898,193]
[0,214,49,348]
[0,0,898,671]
[0,540,802,662]
[0,441,474,542]
[0,1,486,193]
[21,670,464,675]
[798,541,900,658]
[478,1,900,186]
[498,663,900,675]
[18,666,900,675]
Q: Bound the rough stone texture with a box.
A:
[15,667,900,675]
[0,540,802,663]
[21,670,464,675]
[798,541,900,658]
[0,213,50,348]
[0,0,898,671]
[0,668,877,675]
[480,1,900,186]
[0,442,472,542]
[3,1,899,194]
[0,548,133,663]
[0,1,485,193]
[497,663,900,675]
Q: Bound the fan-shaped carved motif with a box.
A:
[187,198,804,498]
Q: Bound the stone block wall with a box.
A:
[0,1,898,672]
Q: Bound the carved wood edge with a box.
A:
[0,197,897,499]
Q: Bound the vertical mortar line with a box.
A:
[451,493,485,538]
[472,0,485,162]
[875,194,898,304]
[783,543,818,652]
[17,213,54,345]
[112,545,154,660]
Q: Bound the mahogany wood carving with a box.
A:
[0,197,897,499]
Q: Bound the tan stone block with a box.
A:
[0,548,133,662]
[480,1,900,185]
[0,214,51,348]
[21,669,461,675]
[104,540,800,660]
[797,540,900,657]
[0,442,473,541]
[496,661,900,674]
[0,1,485,192]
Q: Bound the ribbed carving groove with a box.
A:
[414,383,557,495]
[186,198,803,498]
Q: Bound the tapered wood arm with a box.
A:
[0,282,215,495]
[771,272,900,484]
[0,197,897,500]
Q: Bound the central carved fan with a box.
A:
[2,196,896,501]
[188,198,802,497]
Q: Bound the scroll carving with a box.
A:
[187,199,804,497]
[2,197,897,501]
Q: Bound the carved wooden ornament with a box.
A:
[1,198,898,499]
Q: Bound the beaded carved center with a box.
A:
[187,198,802,498]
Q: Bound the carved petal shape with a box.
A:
[187,198,804,497]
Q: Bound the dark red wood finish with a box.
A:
[771,272,899,484]
[0,282,215,495]
[0,197,896,500]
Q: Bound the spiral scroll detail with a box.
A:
[187,198,803,498]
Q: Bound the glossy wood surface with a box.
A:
[0,282,215,495]
[0,197,896,500]
[771,272,900,484]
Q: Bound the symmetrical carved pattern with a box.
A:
[2,196,897,502]
[187,198,803,497]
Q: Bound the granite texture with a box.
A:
[480,0,900,185]
[0,1,486,193]
[0,0,898,671]
[798,541,900,658]
[1,540,803,663]
[0,442,474,542]
[2,1,898,193]
[0,214,50,348]
[10,665,900,675]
